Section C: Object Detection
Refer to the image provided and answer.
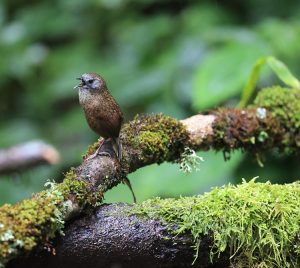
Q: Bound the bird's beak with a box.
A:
[74,77,82,89]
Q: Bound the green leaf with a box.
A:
[267,56,300,89]
[239,56,300,107]
[239,57,267,108]
[192,42,268,111]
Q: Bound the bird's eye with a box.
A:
[88,79,94,84]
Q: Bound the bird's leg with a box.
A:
[84,138,109,161]
[112,137,122,161]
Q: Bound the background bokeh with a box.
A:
[1,0,300,205]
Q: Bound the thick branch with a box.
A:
[8,180,300,268]
[0,141,60,175]
[8,204,223,268]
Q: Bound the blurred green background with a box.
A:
[1,0,300,205]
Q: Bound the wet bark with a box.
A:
[8,204,229,268]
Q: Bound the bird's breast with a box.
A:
[79,88,123,138]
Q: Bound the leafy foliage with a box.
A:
[1,1,300,203]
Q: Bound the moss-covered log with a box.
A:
[1,86,300,266]
[8,181,300,268]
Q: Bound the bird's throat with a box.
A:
[78,87,95,106]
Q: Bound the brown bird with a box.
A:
[75,73,136,202]
[75,73,123,159]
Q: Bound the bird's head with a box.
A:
[75,73,106,92]
[75,73,107,105]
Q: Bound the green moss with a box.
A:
[132,180,300,267]
[0,170,103,266]
[137,130,169,160]
[121,114,189,165]
[254,86,300,152]
[0,190,65,264]
[83,114,189,165]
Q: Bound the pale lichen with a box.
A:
[178,147,204,173]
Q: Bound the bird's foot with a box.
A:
[84,138,118,161]
[97,151,112,157]
[85,148,111,161]
[84,139,105,161]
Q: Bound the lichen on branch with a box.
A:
[211,107,282,158]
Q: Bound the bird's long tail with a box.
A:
[123,177,136,203]
[112,137,137,202]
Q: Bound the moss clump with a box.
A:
[0,188,66,265]
[212,87,300,158]
[121,114,189,166]
[0,170,103,266]
[57,171,103,207]
[212,107,282,159]
[254,86,300,152]
[132,180,300,268]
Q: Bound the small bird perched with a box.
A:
[75,73,136,202]
[75,73,123,159]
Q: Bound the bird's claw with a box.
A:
[98,151,112,157]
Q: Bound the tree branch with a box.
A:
[0,141,60,175]
[8,204,221,268]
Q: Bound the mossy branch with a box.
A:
[8,181,300,268]
[1,86,300,266]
